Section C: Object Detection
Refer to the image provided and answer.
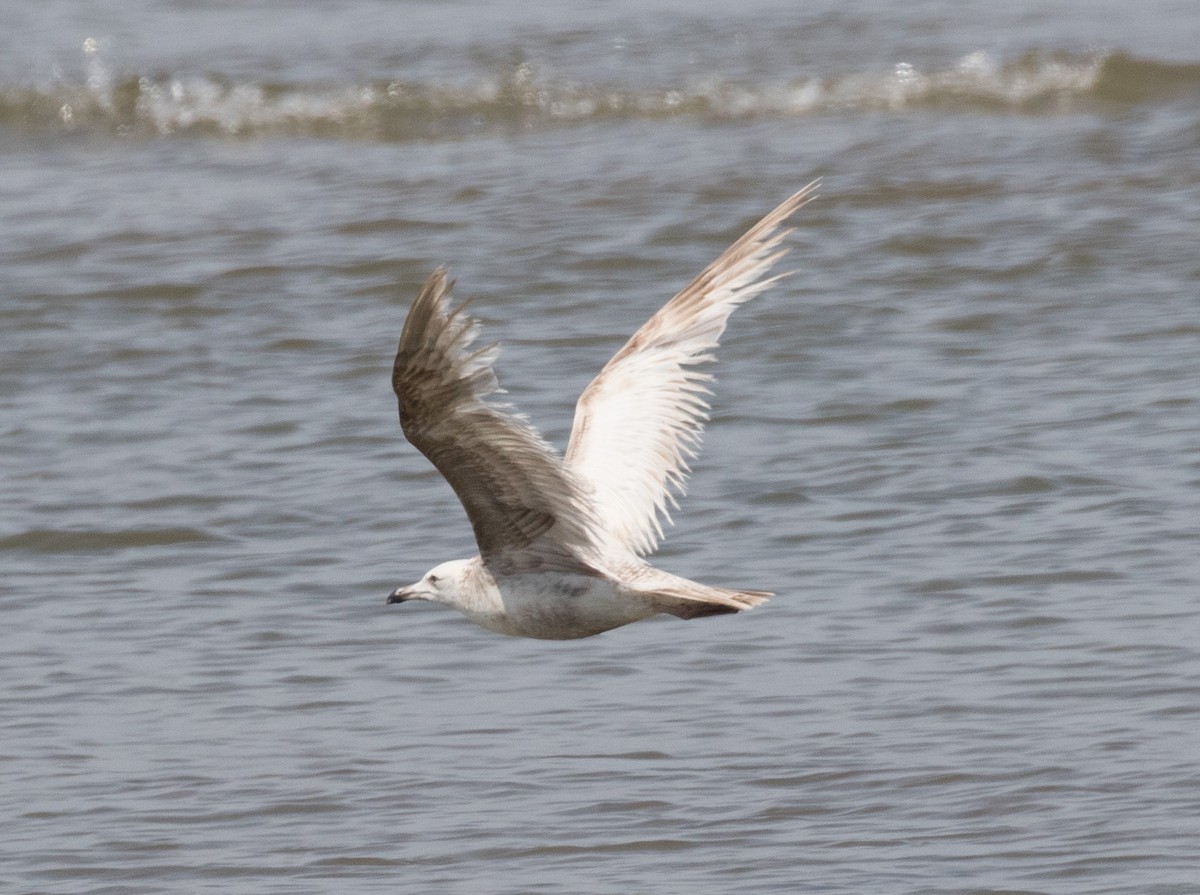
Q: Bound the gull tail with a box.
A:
[632,573,772,620]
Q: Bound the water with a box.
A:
[2,1,1199,892]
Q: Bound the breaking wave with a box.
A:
[2,48,1197,142]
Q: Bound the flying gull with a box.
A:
[386,182,818,638]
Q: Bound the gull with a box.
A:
[386,182,817,639]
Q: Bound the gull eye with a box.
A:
[428,574,439,584]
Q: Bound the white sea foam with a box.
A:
[3,46,1176,141]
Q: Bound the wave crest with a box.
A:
[2,49,1196,141]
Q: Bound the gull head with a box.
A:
[386,558,471,607]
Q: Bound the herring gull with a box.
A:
[386,182,818,638]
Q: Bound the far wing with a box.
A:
[564,183,817,556]
[393,269,599,565]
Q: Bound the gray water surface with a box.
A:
[2,1,1199,892]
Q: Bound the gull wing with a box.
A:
[393,269,599,566]
[564,183,818,556]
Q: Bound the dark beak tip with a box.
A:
[386,589,407,605]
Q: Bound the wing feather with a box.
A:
[393,269,599,565]
[564,182,818,556]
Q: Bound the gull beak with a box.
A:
[386,586,414,605]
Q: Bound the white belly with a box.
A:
[462,572,657,640]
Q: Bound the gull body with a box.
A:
[386,183,818,639]
[394,558,656,640]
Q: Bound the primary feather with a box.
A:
[392,269,600,568]
[564,182,818,556]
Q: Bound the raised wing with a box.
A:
[564,183,818,556]
[393,269,599,565]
